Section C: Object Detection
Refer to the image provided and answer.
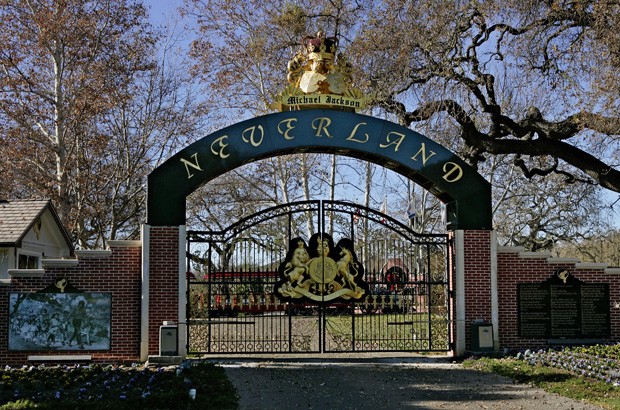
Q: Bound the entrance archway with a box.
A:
[143,109,493,359]
[147,109,491,230]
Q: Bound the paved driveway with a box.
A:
[214,356,602,409]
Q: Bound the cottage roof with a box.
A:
[0,199,72,249]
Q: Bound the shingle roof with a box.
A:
[0,199,55,245]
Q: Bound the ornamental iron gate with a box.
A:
[186,200,452,354]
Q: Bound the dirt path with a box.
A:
[214,356,603,409]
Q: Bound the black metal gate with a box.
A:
[186,200,452,354]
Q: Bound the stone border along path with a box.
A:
[206,355,604,409]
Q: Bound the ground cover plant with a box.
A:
[0,361,237,409]
[464,343,620,409]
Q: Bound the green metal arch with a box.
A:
[147,109,492,230]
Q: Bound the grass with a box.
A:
[0,361,238,409]
[463,345,620,410]
[325,312,450,350]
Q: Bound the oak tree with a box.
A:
[351,1,620,194]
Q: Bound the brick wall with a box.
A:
[0,243,142,366]
[497,248,620,350]
[3,227,616,365]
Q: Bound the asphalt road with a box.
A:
[214,355,603,410]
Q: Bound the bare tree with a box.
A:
[555,229,620,266]
[0,1,202,248]
[483,152,603,250]
[81,50,201,247]
[0,0,157,245]
[349,1,620,194]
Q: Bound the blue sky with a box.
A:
[143,0,183,23]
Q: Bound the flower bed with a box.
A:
[0,361,237,409]
[523,343,620,386]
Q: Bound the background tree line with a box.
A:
[0,0,618,263]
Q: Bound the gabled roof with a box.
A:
[0,199,73,251]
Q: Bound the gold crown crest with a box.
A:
[270,30,368,112]
[303,31,337,60]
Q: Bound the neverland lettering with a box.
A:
[180,115,464,184]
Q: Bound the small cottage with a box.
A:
[0,199,73,281]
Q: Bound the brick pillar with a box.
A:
[453,230,494,354]
[462,230,493,351]
[146,226,181,356]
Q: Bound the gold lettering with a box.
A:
[410,143,437,165]
[180,153,202,179]
[277,118,297,140]
[442,162,464,182]
[210,135,230,159]
[312,117,333,138]
[242,125,264,147]
[379,131,405,152]
[346,122,369,143]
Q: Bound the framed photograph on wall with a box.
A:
[8,292,112,351]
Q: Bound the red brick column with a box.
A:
[456,230,494,353]
[463,230,493,317]
[146,226,181,356]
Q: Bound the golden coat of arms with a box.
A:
[271,31,367,112]
[275,233,368,303]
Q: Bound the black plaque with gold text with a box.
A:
[518,271,610,339]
